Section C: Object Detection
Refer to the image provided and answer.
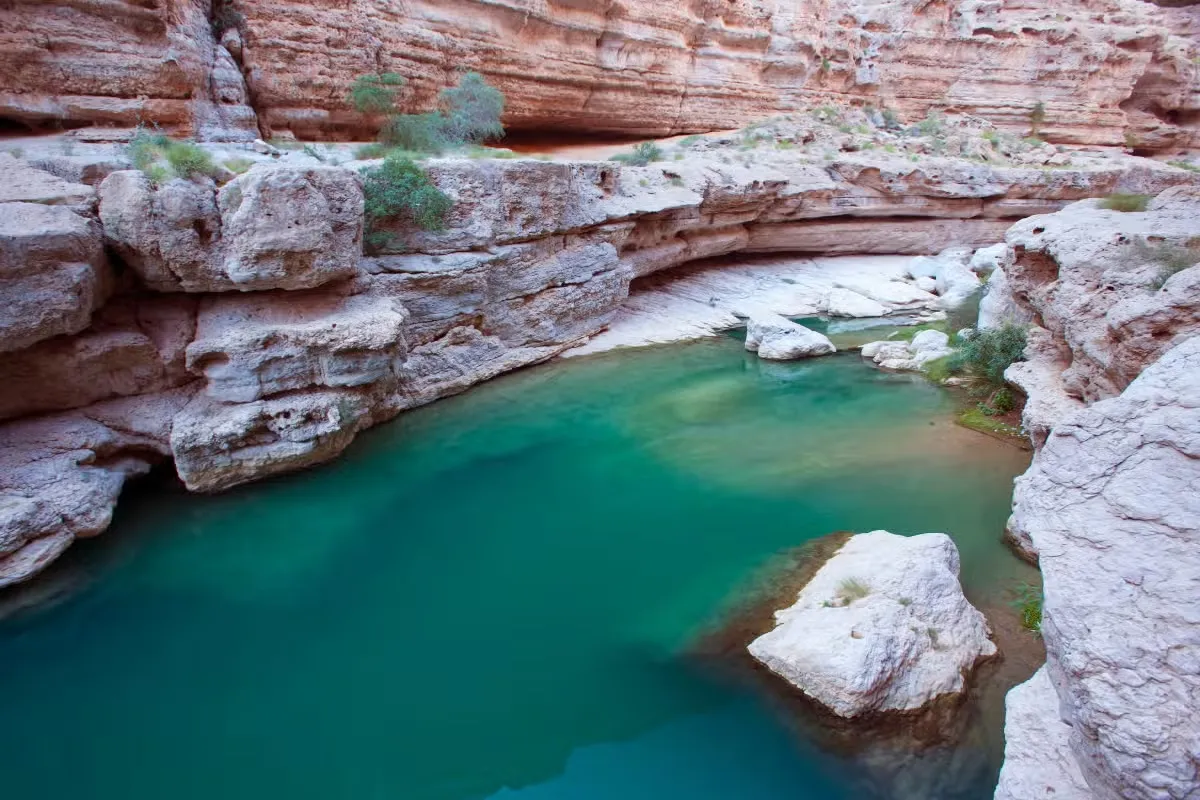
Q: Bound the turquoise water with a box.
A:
[0,337,1034,799]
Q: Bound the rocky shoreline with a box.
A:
[1,115,1199,798]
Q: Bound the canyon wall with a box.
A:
[2,135,1195,587]
[1,1,1198,150]
[993,189,1200,798]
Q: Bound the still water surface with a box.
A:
[0,337,1034,799]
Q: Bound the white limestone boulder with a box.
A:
[861,329,953,372]
[977,266,1032,331]
[99,166,363,292]
[744,314,836,360]
[821,287,888,317]
[748,531,996,718]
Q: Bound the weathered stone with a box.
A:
[994,667,1092,800]
[748,531,996,718]
[170,388,373,493]
[0,295,197,420]
[1003,337,1200,799]
[99,166,363,292]
[0,389,192,589]
[744,314,836,360]
[0,152,95,213]
[186,282,408,403]
[1005,190,1200,404]
[0,202,110,353]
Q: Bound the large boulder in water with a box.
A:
[744,313,835,360]
[748,531,996,718]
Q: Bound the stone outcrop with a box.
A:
[861,329,956,373]
[748,531,996,718]
[1003,186,1200,439]
[5,1,1195,151]
[0,0,257,141]
[0,389,193,589]
[0,138,1197,588]
[998,337,1200,799]
[994,667,1092,800]
[744,314,835,360]
[0,201,110,354]
[99,166,364,292]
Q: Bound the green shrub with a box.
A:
[1168,160,1199,173]
[223,157,255,174]
[836,577,871,604]
[609,141,664,167]
[349,72,407,115]
[1135,237,1200,289]
[144,164,170,186]
[438,71,505,144]
[163,140,215,179]
[1099,193,1150,212]
[127,128,170,171]
[380,112,451,153]
[360,153,453,253]
[5,147,24,159]
[881,108,900,129]
[922,354,958,383]
[959,322,1027,385]
[678,134,703,147]
[1011,583,1043,635]
[915,110,945,137]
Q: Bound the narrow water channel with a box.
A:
[0,336,1036,799]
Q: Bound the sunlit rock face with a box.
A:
[2,1,1197,150]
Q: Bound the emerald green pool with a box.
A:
[0,337,1035,799]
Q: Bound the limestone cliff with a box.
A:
[1,1,1198,150]
[989,191,1200,798]
[2,124,1194,587]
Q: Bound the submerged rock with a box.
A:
[861,329,953,372]
[748,531,995,718]
[744,314,835,360]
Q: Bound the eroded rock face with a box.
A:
[1004,186,1200,414]
[3,2,1196,149]
[994,667,1092,800]
[744,314,836,360]
[0,295,196,421]
[0,1,257,140]
[0,202,110,353]
[748,531,996,718]
[99,166,364,292]
[1003,337,1200,799]
[0,389,193,589]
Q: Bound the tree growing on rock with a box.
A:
[438,71,506,144]
[349,72,408,116]
[361,152,453,253]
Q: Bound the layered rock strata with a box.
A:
[748,531,996,718]
[4,1,1197,151]
[0,143,1195,590]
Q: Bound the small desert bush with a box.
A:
[349,72,407,115]
[1011,583,1043,635]
[1134,237,1200,290]
[836,577,871,604]
[1168,160,1199,173]
[127,129,216,182]
[380,112,453,154]
[438,71,505,144]
[609,141,664,166]
[959,322,1027,385]
[1099,193,1150,213]
[360,153,453,253]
